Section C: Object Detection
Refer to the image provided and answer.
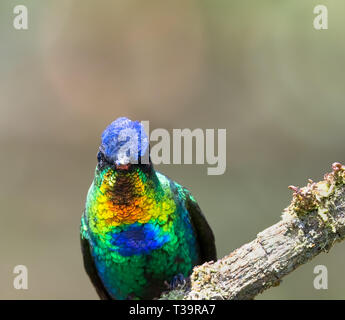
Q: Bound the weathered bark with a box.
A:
[161,163,345,300]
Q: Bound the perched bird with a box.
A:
[81,117,216,300]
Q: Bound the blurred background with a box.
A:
[1,0,345,299]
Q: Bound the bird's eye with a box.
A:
[97,151,104,163]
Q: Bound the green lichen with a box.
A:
[285,162,345,219]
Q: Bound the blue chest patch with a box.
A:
[110,222,170,256]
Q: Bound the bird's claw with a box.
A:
[165,273,187,290]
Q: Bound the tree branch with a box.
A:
[161,163,345,300]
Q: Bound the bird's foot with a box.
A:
[165,273,188,290]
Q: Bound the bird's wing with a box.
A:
[182,188,217,264]
[80,221,112,300]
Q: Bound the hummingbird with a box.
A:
[80,117,216,299]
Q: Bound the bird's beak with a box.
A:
[115,163,131,170]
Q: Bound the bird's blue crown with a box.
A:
[100,117,149,165]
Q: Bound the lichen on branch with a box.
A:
[161,163,345,300]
